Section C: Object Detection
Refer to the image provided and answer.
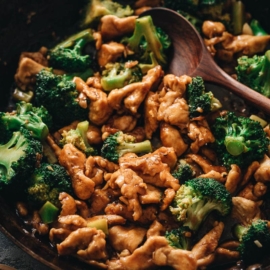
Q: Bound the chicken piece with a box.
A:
[214,247,240,265]
[14,57,47,90]
[144,91,160,139]
[99,15,137,41]
[98,41,125,67]
[200,146,217,163]
[202,21,226,39]
[87,215,126,227]
[160,122,188,157]
[85,156,119,186]
[109,225,147,253]
[31,210,49,235]
[57,227,107,261]
[88,188,120,215]
[152,246,197,270]
[102,114,138,135]
[75,200,91,219]
[146,220,165,238]
[187,120,215,153]
[254,155,270,183]
[19,46,48,66]
[231,197,262,225]
[225,164,242,193]
[58,144,95,200]
[59,192,77,216]
[74,76,113,125]
[187,154,226,174]
[105,202,157,225]
[139,184,162,204]
[240,161,260,187]
[237,182,267,201]
[199,170,227,183]
[160,188,175,211]
[108,65,164,114]
[86,124,103,145]
[106,168,147,221]
[49,228,73,243]
[58,214,87,229]
[157,75,192,130]
[151,146,178,169]
[192,222,224,268]
[119,148,179,191]
[86,73,102,89]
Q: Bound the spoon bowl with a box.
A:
[140,7,270,115]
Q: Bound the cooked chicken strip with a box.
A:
[108,65,164,114]
[99,15,137,41]
[58,144,95,200]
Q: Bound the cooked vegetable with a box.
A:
[236,50,270,97]
[101,131,152,162]
[0,128,43,188]
[34,69,88,128]
[81,0,133,27]
[212,111,269,169]
[165,226,192,250]
[234,219,270,264]
[172,159,195,184]
[39,201,59,224]
[26,163,72,208]
[170,178,232,231]
[59,120,97,156]
[0,101,50,141]
[186,76,222,119]
[101,62,143,91]
[250,19,268,36]
[121,15,171,73]
[48,29,94,73]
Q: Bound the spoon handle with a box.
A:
[193,47,270,115]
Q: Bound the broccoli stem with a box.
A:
[261,50,270,97]
[250,19,268,36]
[77,120,90,148]
[224,135,246,156]
[39,201,59,224]
[232,0,245,35]
[117,140,152,157]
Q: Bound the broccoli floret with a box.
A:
[170,178,232,231]
[81,0,134,27]
[186,76,222,119]
[178,10,203,33]
[165,226,193,250]
[59,120,97,156]
[101,62,143,91]
[48,29,94,73]
[121,15,171,73]
[34,69,88,128]
[236,50,270,98]
[212,111,269,169]
[101,131,152,162]
[172,160,196,184]
[0,101,50,141]
[26,163,72,208]
[0,128,43,188]
[233,219,270,264]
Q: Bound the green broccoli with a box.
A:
[0,101,50,141]
[233,219,270,264]
[59,120,97,156]
[236,50,270,98]
[250,19,268,36]
[121,15,171,73]
[0,128,43,188]
[170,178,232,231]
[101,62,143,91]
[81,0,134,27]
[212,111,269,169]
[186,76,222,119]
[48,29,94,73]
[26,162,72,208]
[101,131,152,162]
[178,10,203,33]
[165,226,193,250]
[34,69,88,128]
[172,159,195,184]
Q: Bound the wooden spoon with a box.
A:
[140,7,270,115]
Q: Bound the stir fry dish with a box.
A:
[1,0,270,269]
